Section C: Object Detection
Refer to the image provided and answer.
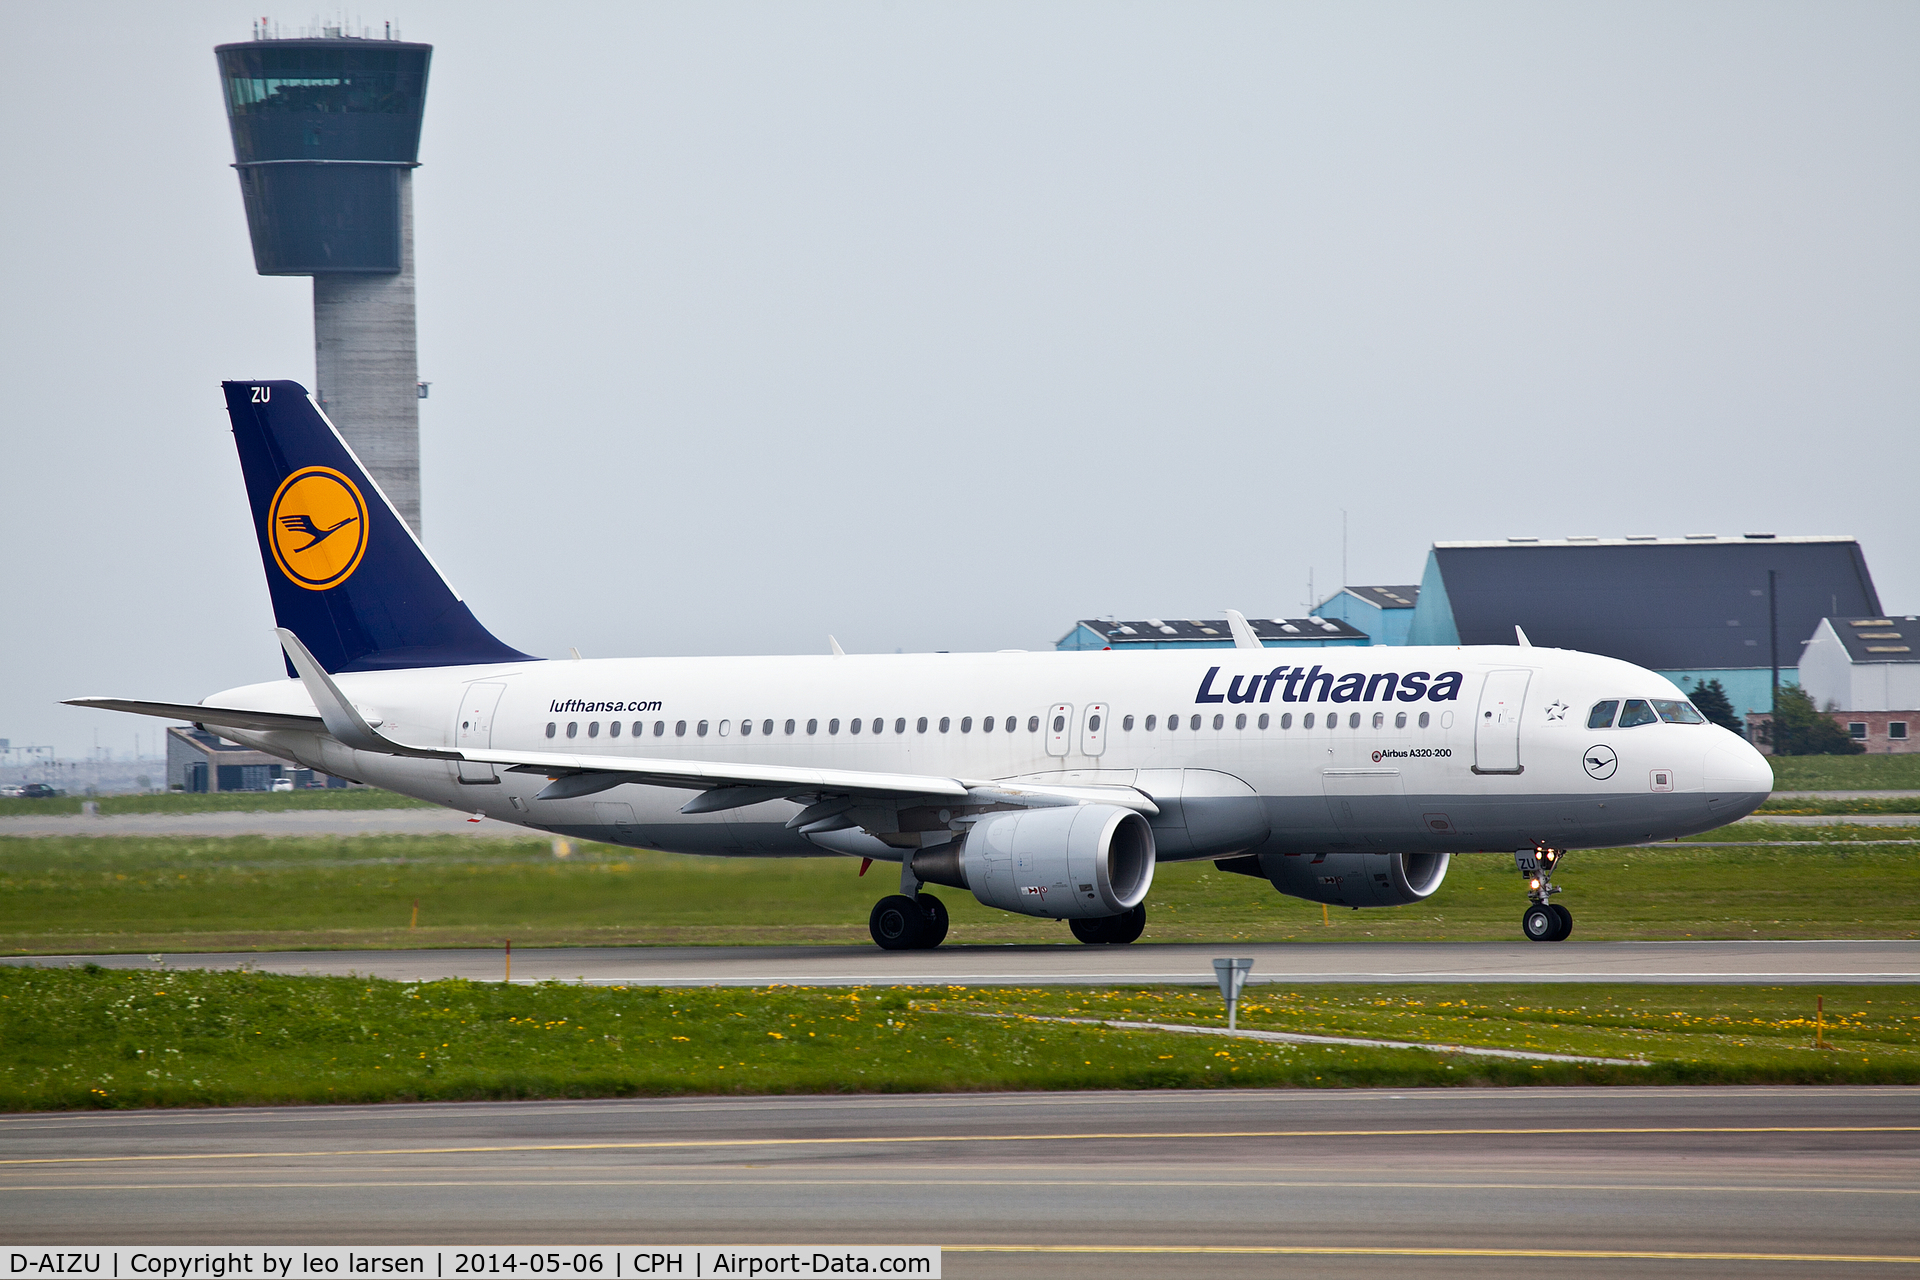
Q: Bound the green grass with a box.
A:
[0,789,432,818]
[1766,753,1920,790]
[1,832,1915,955]
[1,967,1911,1111]
[1756,795,1920,815]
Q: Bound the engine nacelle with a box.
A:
[1247,850,1451,908]
[910,803,1155,920]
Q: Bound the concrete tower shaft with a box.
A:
[314,176,419,531]
[215,34,431,535]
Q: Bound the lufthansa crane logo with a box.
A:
[1582,744,1619,780]
[268,466,367,591]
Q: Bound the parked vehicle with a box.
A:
[19,784,62,799]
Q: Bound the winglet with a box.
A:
[1515,625,1533,647]
[829,635,846,656]
[1224,610,1264,651]
[276,627,455,759]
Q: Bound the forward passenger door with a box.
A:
[1472,670,1530,775]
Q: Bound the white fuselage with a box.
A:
[208,644,1774,863]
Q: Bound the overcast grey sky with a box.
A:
[2,1,1915,756]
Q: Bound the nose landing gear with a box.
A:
[1516,845,1573,942]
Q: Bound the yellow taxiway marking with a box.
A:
[3,1125,1913,1166]
[943,1245,1920,1263]
[4,1178,1915,1196]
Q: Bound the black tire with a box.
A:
[1069,904,1147,945]
[1105,903,1147,944]
[870,895,926,950]
[916,893,950,949]
[1069,916,1115,945]
[1550,903,1573,941]
[1522,902,1558,942]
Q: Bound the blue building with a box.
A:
[1056,617,1370,651]
[1377,535,1882,720]
[1310,584,1421,646]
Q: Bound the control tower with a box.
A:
[215,27,432,535]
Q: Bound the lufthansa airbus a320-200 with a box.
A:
[71,382,1775,950]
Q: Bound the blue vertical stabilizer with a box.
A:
[224,379,537,674]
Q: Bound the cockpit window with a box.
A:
[1587,700,1618,729]
[1653,699,1705,724]
[1617,699,1657,727]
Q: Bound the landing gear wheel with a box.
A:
[1069,903,1147,945]
[869,895,926,951]
[1549,903,1573,940]
[1522,902,1560,942]
[917,893,950,949]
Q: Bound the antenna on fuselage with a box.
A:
[1514,626,1533,647]
[1223,610,1264,651]
[829,635,846,656]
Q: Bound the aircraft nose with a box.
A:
[1705,732,1774,799]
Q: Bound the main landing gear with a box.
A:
[1516,845,1573,942]
[869,893,949,951]
[1070,903,1148,945]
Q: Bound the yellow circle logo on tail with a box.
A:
[268,467,368,591]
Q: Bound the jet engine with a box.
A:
[1220,850,1451,909]
[910,803,1155,920]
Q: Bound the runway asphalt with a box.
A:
[10,938,1917,986]
[1,1088,1912,1277]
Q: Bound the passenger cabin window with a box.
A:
[939,717,950,733]
[1617,699,1657,728]
[1190,715,1202,730]
[1027,716,1040,732]
[895,718,906,734]
[1052,714,1065,733]
[1280,713,1292,729]
[961,717,973,733]
[1348,713,1361,729]
[1212,714,1224,730]
[1144,715,1157,731]
[545,722,556,738]
[983,717,995,733]
[764,719,775,736]
[849,718,861,735]
[566,722,578,739]
[1394,712,1406,728]
[697,720,709,737]
[806,719,818,735]
[588,722,600,738]
[738,720,750,736]
[1652,700,1705,724]
[917,717,928,733]
[1233,713,1245,729]
[654,721,666,736]
[1418,711,1429,728]
[1372,712,1384,729]
[609,721,621,738]
[1588,700,1619,729]
[1303,713,1315,728]
[829,719,841,735]
[675,721,687,737]
[1122,715,1135,731]
[784,719,796,735]
[1258,713,1270,729]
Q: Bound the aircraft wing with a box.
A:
[63,696,326,735]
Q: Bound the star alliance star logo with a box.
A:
[1544,700,1569,721]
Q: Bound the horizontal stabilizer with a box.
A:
[64,697,324,734]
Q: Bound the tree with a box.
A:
[1686,678,1744,735]
[1759,685,1864,756]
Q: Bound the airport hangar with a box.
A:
[1059,533,1886,726]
